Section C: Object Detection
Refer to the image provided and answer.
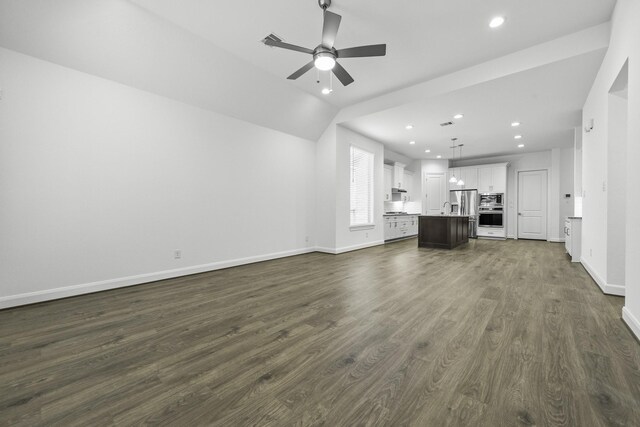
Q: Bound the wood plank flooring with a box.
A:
[1,238,639,426]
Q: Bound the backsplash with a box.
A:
[384,201,422,214]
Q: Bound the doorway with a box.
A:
[517,170,548,240]
[425,173,446,215]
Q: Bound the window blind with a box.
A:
[350,145,374,226]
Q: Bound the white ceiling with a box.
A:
[0,0,616,157]
[132,0,615,107]
[342,48,606,160]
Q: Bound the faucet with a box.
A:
[442,201,451,215]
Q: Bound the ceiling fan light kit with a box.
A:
[262,0,386,87]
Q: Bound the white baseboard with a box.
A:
[580,258,625,296]
[622,307,640,341]
[0,247,317,310]
[315,240,385,255]
[548,238,565,243]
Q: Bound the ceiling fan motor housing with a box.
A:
[314,46,337,60]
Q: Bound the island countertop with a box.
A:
[420,215,469,218]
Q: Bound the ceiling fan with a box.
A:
[262,0,386,86]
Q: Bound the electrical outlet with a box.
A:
[174,250,182,259]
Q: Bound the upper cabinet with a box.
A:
[403,170,414,201]
[384,165,393,201]
[447,167,478,191]
[477,164,507,193]
[393,162,406,189]
[450,163,507,193]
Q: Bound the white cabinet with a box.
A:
[393,162,406,189]
[384,165,393,201]
[477,167,493,193]
[491,167,507,193]
[449,167,479,191]
[477,226,506,239]
[564,217,582,262]
[403,170,414,201]
[384,215,419,241]
[477,165,507,193]
[461,167,478,190]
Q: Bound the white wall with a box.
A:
[607,92,627,288]
[0,0,337,141]
[454,150,572,240]
[0,47,317,308]
[334,126,385,252]
[560,147,575,229]
[581,0,640,338]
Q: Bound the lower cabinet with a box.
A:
[477,226,506,239]
[384,215,419,241]
[564,218,582,262]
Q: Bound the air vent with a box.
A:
[440,121,454,127]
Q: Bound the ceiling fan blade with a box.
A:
[287,61,315,80]
[332,61,354,86]
[263,38,314,55]
[322,11,342,48]
[337,44,387,58]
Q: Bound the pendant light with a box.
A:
[456,144,465,186]
[449,138,458,183]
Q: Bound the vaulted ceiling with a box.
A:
[0,0,617,155]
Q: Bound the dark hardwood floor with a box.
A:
[1,238,639,426]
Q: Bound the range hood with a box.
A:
[391,187,407,193]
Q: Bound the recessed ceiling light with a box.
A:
[518,144,525,148]
[436,155,442,159]
[453,114,464,119]
[321,88,332,95]
[514,135,522,139]
[405,124,413,130]
[489,16,505,28]
[409,141,416,145]
[511,121,521,127]
[425,149,431,153]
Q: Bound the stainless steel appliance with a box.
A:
[478,192,505,229]
[479,193,503,207]
[450,189,478,238]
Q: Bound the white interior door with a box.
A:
[425,174,445,215]
[518,170,548,240]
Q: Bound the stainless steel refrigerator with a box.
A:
[450,190,478,238]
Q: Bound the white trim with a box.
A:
[622,307,640,341]
[315,240,385,255]
[0,247,316,310]
[548,238,565,243]
[580,257,625,296]
[349,224,375,231]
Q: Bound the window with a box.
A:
[350,145,374,227]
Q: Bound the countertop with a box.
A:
[420,215,469,218]
[383,213,420,216]
[567,216,583,219]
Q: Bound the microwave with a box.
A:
[479,193,503,206]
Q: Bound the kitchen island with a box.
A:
[418,215,469,249]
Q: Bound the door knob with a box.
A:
[518,212,522,216]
